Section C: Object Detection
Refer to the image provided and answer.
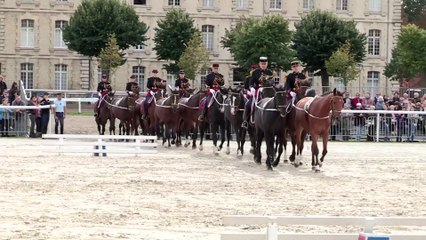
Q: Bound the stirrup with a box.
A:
[241,121,248,129]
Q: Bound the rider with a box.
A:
[126,75,139,96]
[198,63,224,122]
[95,74,111,116]
[141,69,163,120]
[174,70,190,95]
[285,59,307,104]
[241,56,273,129]
[244,64,258,98]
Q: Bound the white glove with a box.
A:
[209,89,215,94]
[98,92,101,97]
[290,91,296,98]
[150,90,155,95]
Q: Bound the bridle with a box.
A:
[330,95,343,118]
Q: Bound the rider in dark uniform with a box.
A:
[95,74,111,116]
[241,57,273,129]
[285,59,307,103]
[125,75,139,96]
[198,63,224,122]
[174,70,190,94]
[142,69,164,120]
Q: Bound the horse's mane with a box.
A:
[321,89,343,97]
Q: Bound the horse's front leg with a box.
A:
[264,131,275,171]
[211,124,219,154]
[225,120,231,155]
[254,128,263,164]
[192,125,198,150]
[240,127,246,156]
[310,134,320,172]
[272,132,284,167]
[319,132,328,167]
[219,123,226,152]
[199,122,205,151]
[249,126,256,155]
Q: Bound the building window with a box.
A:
[367,71,380,95]
[55,20,68,48]
[21,63,34,89]
[168,0,180,6]
[303,0,314,10]
[134,0,146,4]
[55,64,68,90]
[135,44,145,51]
[369,0,381,12]
[368,29,380,56]
[336,0,348,11]
[237,0,248,9]
[21,19,34,47]
[270,0,282,10]
[203,0,213,8]
[201,25,214,52]
[132,66,145,90]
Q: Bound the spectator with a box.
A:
[0,98,12,137]
[27,95,38,138]
[36,96,42,136]
[0,75,7,96]
[341,103,352,141]
[353,103,365,141]
[40,92,51,134]
[362,92,374,109]
[412,92,421,104]
[53,93,66,134]
[374,92,381,105]
[375,96,387,110]
[8,82,18,103]
[11,92,26,136]
[351,92,362,109]
[343,92,351,106]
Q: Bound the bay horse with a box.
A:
[293,88,344,172]
[94,89,115,135]
[155,89,181,147]
[253,85,290,170]
[141,89,166,136]
[199,88,227,154]
[177,90,205,149]
[110,85,141,136]
[224,87,247,156]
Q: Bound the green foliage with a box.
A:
[384,24,426,82]
[63,0,148,57]
[153,9,197,74]
[325,42,360,87]
[221,15,294,70]
[178,32,210,82]
[403,0,426,22]
[293,10,366,87]
[98,34,123,78]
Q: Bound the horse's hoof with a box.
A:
[315,165,321,172]
[171,140,175,145]
[272,161,279,168]
[254,158,261,165]
[192,145,196,150]
[199,145,203,151]
[311,166,316,171]
[225,147,230,155]
[184,142,190,148]
[283,159,289,164]
[267,165,273,171]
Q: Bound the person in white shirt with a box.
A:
[53,93,66,134]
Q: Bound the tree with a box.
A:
[384,24,426,83]
[221,15,294,70]
[178,32,210,87]
[63,0,148,57]
[153,9,197,74]
[325,42,360,89]
[403,0,426,23]
[98,34,123,79]
[293,10,366,89]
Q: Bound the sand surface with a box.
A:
[0,115,425,239]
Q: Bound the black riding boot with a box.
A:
[241,110,250,129]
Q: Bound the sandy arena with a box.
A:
[0,115,425,239]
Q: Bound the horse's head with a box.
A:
[131,84,140,96]
[273,85,290,117]
[330,88,344,119]
[127,94,137,112]
[228,87,244,114]
[170,89,181,112]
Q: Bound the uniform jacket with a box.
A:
[250,68,273,89]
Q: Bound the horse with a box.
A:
[177,90,205,149]
[253,85,290,170]
[155,89,181,147]
[110,84,141,136]
[199,87,228,154]
[224,86,247,156]
[94,89,115,135]
[293,88,344,172]
[141,89,166,136]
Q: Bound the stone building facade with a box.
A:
[0,0,402,95]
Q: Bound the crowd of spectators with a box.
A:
[0,75,55,137]
[335,91,426,142]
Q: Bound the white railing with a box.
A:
[222,215,426,240]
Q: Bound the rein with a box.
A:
[212,91,227,107]
[104,98,134,111]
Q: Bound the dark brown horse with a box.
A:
[224,87,247,156]
[110,85,141,136]
[178,90,205,149]
[293,88,344,172]
[155,89,181,147]
[141,89,166,136]
[94,89,115,135]
[253,85,290,170]
[199,88,227,154]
